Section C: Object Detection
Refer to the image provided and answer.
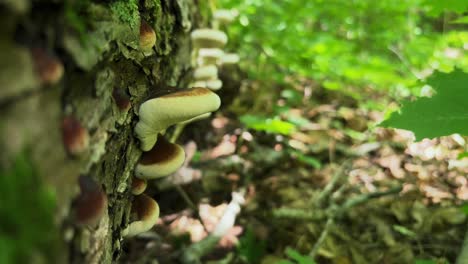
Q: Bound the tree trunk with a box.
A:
[0,0,205,262]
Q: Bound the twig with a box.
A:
[315,161,351,207]
[309,186,402,258]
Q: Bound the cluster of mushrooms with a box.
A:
[189,9,239,91]
[122,9,239,237]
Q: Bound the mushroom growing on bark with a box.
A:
[122,194,160,237]
[135,87,221,151]
[62,115,89,156]
[74,175,108,227]
[191,29,228,48]
[131,177,147,195]
[135,134,186,179]
[198,48,224,65]
[193,65,218,81]
[140,20,156,53]
[31,47,64,85]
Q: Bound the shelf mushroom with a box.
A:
[135,87,221,151]
[74,176,108,227]
[191,29,228,48]
[213,9,238,26]
[122,194,159,237]
[193,65,218,81]
[135,134,185,179]
[220,53,240,66]
[140,20,156,54]
[131,177,147,195]
[198,48,224,65]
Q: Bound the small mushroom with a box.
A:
[112,88,131,112]
[213,9,238,25]
[220,53,240,65]
[135,87,221,151]
[131,177,147,195]
[188,80,208,89]
[135,134,185,179]
[206,79,223,91]
[74,175,108,227]
[140,20,156,52]
[122,194,160,237]
[198,48,224,65]
[62,115,89,156]
[193,65,218,81]
[31,47,64,85]
[191,29,228,48]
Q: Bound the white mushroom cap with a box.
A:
[213,9,238,25]
[193,65,218,80]
[206,79,223,91]
[198,48,224,65]
[191,29,228,48]
[135,88,221,151]
[122,194,159,237]
[135,134,186,179]
[188,81,208,88]
[220,53,240,65]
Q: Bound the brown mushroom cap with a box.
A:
[131,177,147,195]
[122,194,160,237]
[31,48,64,85]
[74,176,108,227]
[62,116,89,156]
[135,87,221,151]
[140,21,156,51]
[135,134,185,179]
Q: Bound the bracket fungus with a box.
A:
[31,48,64,85]
[135,87,221,151]
[213,9,238,25]
[220,53,240,65]
[135,134,185,179]
[198,48,224,65]
[131,177,147,195]
[140,20,156,52]
[74,176,108,227]
[206,79,223,91]
[62,115,89,156]
[193,65,218,81]
[191,29,228,48]
[122,194,160,237]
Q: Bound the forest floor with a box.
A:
[122,81,468,264]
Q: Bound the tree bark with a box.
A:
[0,0,205,262]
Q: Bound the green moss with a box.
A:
[110,0,140,29]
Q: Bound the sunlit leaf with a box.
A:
[380,69,468,140]
[240,115,296,135]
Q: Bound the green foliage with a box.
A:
[380,69,468,140]
[277,247,316,264]
[110,0,140,29]
[289,150,322,169]
[0,152,58,263]
[461,204,468,216]
[220,0,467,103]
[240,114,296,135]
[236,228,266,263]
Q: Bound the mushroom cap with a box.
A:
[135,88,221,151]
[62,116,89,156]
[191,29,228,48]
[31,48,64,85]
[135,134,186,179]
[213,9,237,24]
[75,176,108,227]
[188,81,208,88]
[220,53,240,65]
[206,79,223,91]
[140,21,156,51]
[131,177,147,195]
[198,48,224,65]
[122,194,159,237]
[193,65,218,80]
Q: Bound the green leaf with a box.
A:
[461,204,468,215]
[451,16,468,24]
[458,152,468,159]
[284,247,316,264]
[392,225,417,238]
[380,69,468,141]
[240,115,296,135]
[236,228,266,263]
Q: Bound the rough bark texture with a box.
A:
[0,0,207,263]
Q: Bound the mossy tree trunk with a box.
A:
[0,0,206,263]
